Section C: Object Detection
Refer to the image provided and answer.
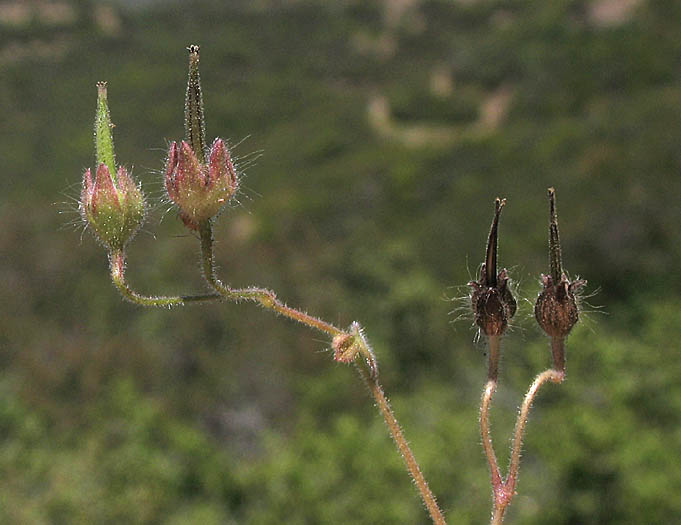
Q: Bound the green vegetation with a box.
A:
[1,0,680,522]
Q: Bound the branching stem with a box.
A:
[197,220,343,336]
[109,251,221,306]
[481,337,565,524]
[197,219,445,524]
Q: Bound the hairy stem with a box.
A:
[481,335,504,522]
[198,220,343,336]
[505,368,564,501]
[198,219,445,523]
[356,363,447,525]
[480,379,502,491]
[482,335,566,524]
[481,336,502,487]
[109,251,220,306]
[491,505,506,525]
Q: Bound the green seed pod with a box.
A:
[80,83,145,252]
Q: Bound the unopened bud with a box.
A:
[332,332,360,363]
[332,322,378,378]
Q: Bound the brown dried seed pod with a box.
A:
[469,198,516,337]
[534,273,585,338]
[534,188,586,339]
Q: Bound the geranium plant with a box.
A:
[79,45,585,524]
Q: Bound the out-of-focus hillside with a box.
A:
[1,0,680,523]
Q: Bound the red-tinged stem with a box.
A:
[356,364,447,525]
[487,367,564,524]
[480,336,503,520]
[505,368,564,499]
[198,220,342,337]
[481,379,502,492]
[109,251,221,306]
[551,336,566,375]
[198,219,445,523]
[481,332,566,524]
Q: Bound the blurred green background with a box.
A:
[2,0,681,523]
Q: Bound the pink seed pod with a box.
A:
[165,45,239,230]
[165,138,238,230]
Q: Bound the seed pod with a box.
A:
[80,83,145,252]
[165,138,238,230]
[166,45,239,230]
[534,188,586,339]
[469,198,516,337]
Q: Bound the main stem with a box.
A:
[198,219,445,524]
[109,251,221,306]
[355,364,447,525]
